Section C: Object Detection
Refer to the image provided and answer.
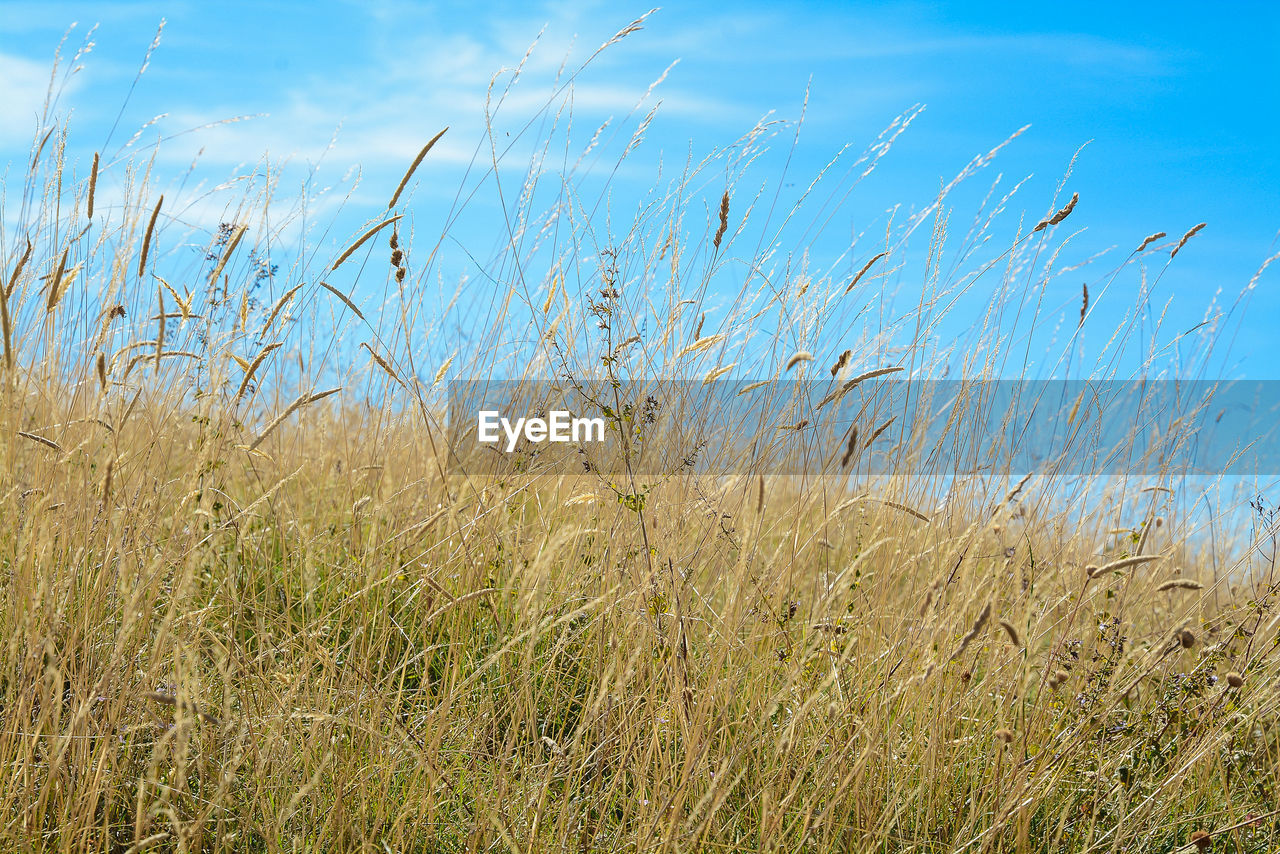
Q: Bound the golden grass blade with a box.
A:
[848,366,905,387]
[362,342,406,388]
[864,416,897,451]
[48,247,69,293]
[1136,231,1166,252]
[18,431,62,452]
[331,215,403,271]
[388,127,447,209]
[840,426,859,467]
[1171,222,1206,258]
[124,350,203,381]
[1087,554,1162,578]
[845,251,888,294]
[87,152,99,220]
[248,387,341,451]
[262,283,303,334]
[950,602,991,661]
[47,262,82,313]
[1156,579,1204,592]
[999,620,1021,647]
[32,127,54,166]
[100,457,113,504]
[148,311,203,322]
[43,250,72,313]
[223,465,304,526]
[879,496,928,521]
[542,272,560,313]
[712,189,729,251]
[154,275,192,320]
[434,355,454,386]
[4,238,33,306]
[1,293,14,373]
[829,349,851,377]
[785,351,813,372]
[1033,191,1078,232]
[818,366,904,410]
[137,195,163,278]
[676,333,724,360]
[319,280,365,320]
[702,363,735,384]
[207,224,247,286]
[306,387,341,404]
[154,284,165,372]
[234,342,283,401]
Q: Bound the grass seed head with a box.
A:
[785,351,813,372]
[1157,579,1205,592]
[999,620,1020,647]
[1136,231,1166,252]
[1171,222,1206,258]
[712,189,729,250]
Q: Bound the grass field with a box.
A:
[2,28,1280,854]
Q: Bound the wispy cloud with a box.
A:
[0,52,56,150]
[88,4,738,171]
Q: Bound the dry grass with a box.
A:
[1,29,1278,854]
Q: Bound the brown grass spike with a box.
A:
[138,195,163,279]
[1171,223,1206,259]
[712,190,729,251]
[87,152,99,220]
[388,127,448,209]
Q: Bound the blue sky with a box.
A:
[2,1,1277,377]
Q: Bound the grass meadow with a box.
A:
[2,21,1280,854]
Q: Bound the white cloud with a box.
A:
[0,52,55,149]
[120,6,751,213]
